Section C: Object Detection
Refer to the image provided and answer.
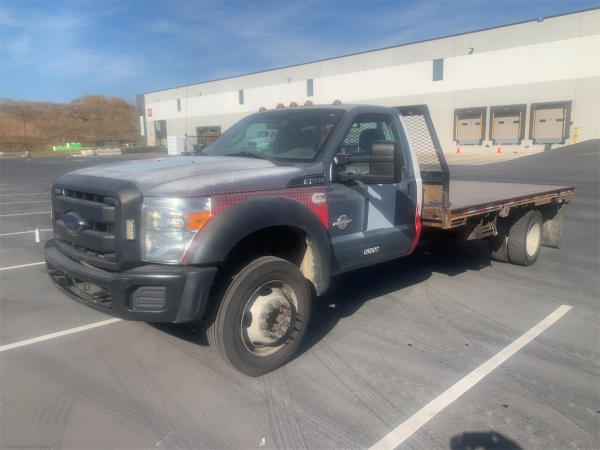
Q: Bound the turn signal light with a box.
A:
[187,211,211,230]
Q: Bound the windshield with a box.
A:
[204,109,344,162]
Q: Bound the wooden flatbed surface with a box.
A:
[449,180,573,213]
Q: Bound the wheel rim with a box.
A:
[526,221,541,257]
[240,281,298,356]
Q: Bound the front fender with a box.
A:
[184,196,332,294]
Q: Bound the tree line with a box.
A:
[0,95,139,152]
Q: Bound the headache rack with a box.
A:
[396,105,451,227]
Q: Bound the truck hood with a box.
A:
[67,156,312,196]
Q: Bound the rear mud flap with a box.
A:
[542,205,564,249]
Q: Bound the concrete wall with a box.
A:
[140,9,599,151]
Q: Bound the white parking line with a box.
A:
[369,304,572,450]
[0,228,52,237]
[0,192,48,197]
[0,261,45,271]
[0,200,50,205]
[0,211,50,217]
[0,318,122,352]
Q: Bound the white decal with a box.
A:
[363,246,380,255]
[332,215,352,231]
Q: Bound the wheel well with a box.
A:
[221,226,320,291]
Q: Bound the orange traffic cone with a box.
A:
[456,145,461,154]
[497,145,501,154]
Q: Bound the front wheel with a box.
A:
[207,256,311,376]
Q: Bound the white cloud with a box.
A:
[150,0,450,72]
[149,20,180,34]
[0,5,88,66]
[47,50,145,82]
[1,3,145,85]
[0,7,87,30]
[5,35,31,58]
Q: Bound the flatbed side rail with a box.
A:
[422,186,574,230]
[395,105,450,225]
[448,187,575,225]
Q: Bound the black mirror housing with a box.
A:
[370,141,396,179]
[334,140,403,184]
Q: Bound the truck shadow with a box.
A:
[152,238,492,352]
[449,431,522,449]
[299,238,491,355]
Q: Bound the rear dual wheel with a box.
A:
[489,210,543,266]
[507,210,543,266]
[207,256,311,376]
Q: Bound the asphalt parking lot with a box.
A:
[1,142,598,449]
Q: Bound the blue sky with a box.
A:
[0,0,597,103]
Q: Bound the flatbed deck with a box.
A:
[422,180,574,229]
[449,180,574,213]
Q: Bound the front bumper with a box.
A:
[45,240,217,323]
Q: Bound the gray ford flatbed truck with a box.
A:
[45,105,574,375]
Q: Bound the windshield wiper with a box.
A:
[224,152,274,161]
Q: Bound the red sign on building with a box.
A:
[147,108,152,117]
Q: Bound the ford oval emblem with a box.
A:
[64,211,87,234]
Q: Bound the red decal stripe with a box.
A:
[212,187,328,229]
[183,187,327,265]
[408,203,421,255]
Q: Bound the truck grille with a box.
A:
[51,176,142,272]
[53,188,119,270]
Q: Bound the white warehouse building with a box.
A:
[137,8,599,153]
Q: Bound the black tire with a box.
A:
[207,256,311,376]
[488,218,510,263]
[507,210,544,266]
[489,234,509,263]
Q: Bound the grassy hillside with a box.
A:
[0,95,139,152]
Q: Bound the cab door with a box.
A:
[327,112,417,272]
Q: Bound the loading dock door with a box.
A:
[456,114,483,145]
[196,126,222,150]
[492,112,521,144]
[532,107,566,144]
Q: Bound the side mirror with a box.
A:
[333,141,403,184]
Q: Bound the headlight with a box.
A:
[141,197,211,264]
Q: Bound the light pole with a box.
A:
[22,107,28,152]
